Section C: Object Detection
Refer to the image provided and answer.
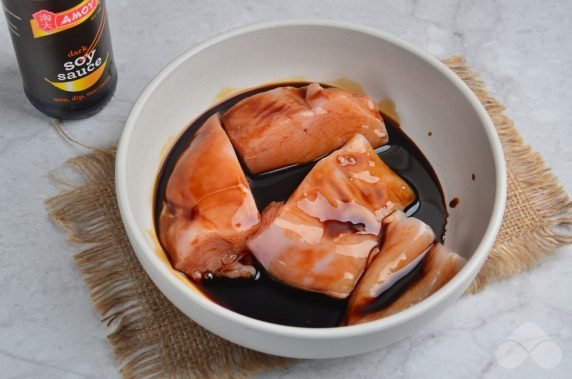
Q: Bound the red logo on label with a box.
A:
[33,10,57,32]
[31,0,99,35]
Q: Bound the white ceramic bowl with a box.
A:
[116,20,506,359]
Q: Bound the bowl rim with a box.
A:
[116,19,507,339]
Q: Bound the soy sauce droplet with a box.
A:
[449,198,460,208]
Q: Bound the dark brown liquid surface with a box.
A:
[154,82,447,328]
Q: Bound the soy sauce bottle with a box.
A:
[2,0,117,119]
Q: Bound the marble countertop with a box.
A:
[1,0,570,378]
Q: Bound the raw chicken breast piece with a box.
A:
[159,114,260,281]
[247,134,415,298]
[221,83,388,174]
[346,222,466,325]
[345,210,435,324]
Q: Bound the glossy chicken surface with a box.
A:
[346,214,466,325]
[159,114,260,281]
[345,210,435,323]
[221,83,388,175]
[247,135,415,298]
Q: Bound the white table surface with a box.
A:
[1,1,571,378]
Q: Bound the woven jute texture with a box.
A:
[46,56,572,378]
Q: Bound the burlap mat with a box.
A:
[46,56,572,378]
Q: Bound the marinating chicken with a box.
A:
[158,114,260,281]
[370,243,466,319]
[345,210,435,323]
[221,83,388,175]
[247,134,415,298]
[346,215,466,325]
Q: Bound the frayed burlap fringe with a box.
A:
[443,56,572,293]
[46,148,288,378]
[46,57,571,378]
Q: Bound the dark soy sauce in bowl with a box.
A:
[154,83,447,328]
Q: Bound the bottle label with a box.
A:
[45,50,108,93]
[31,0,99,38]
[2,0,117,115]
